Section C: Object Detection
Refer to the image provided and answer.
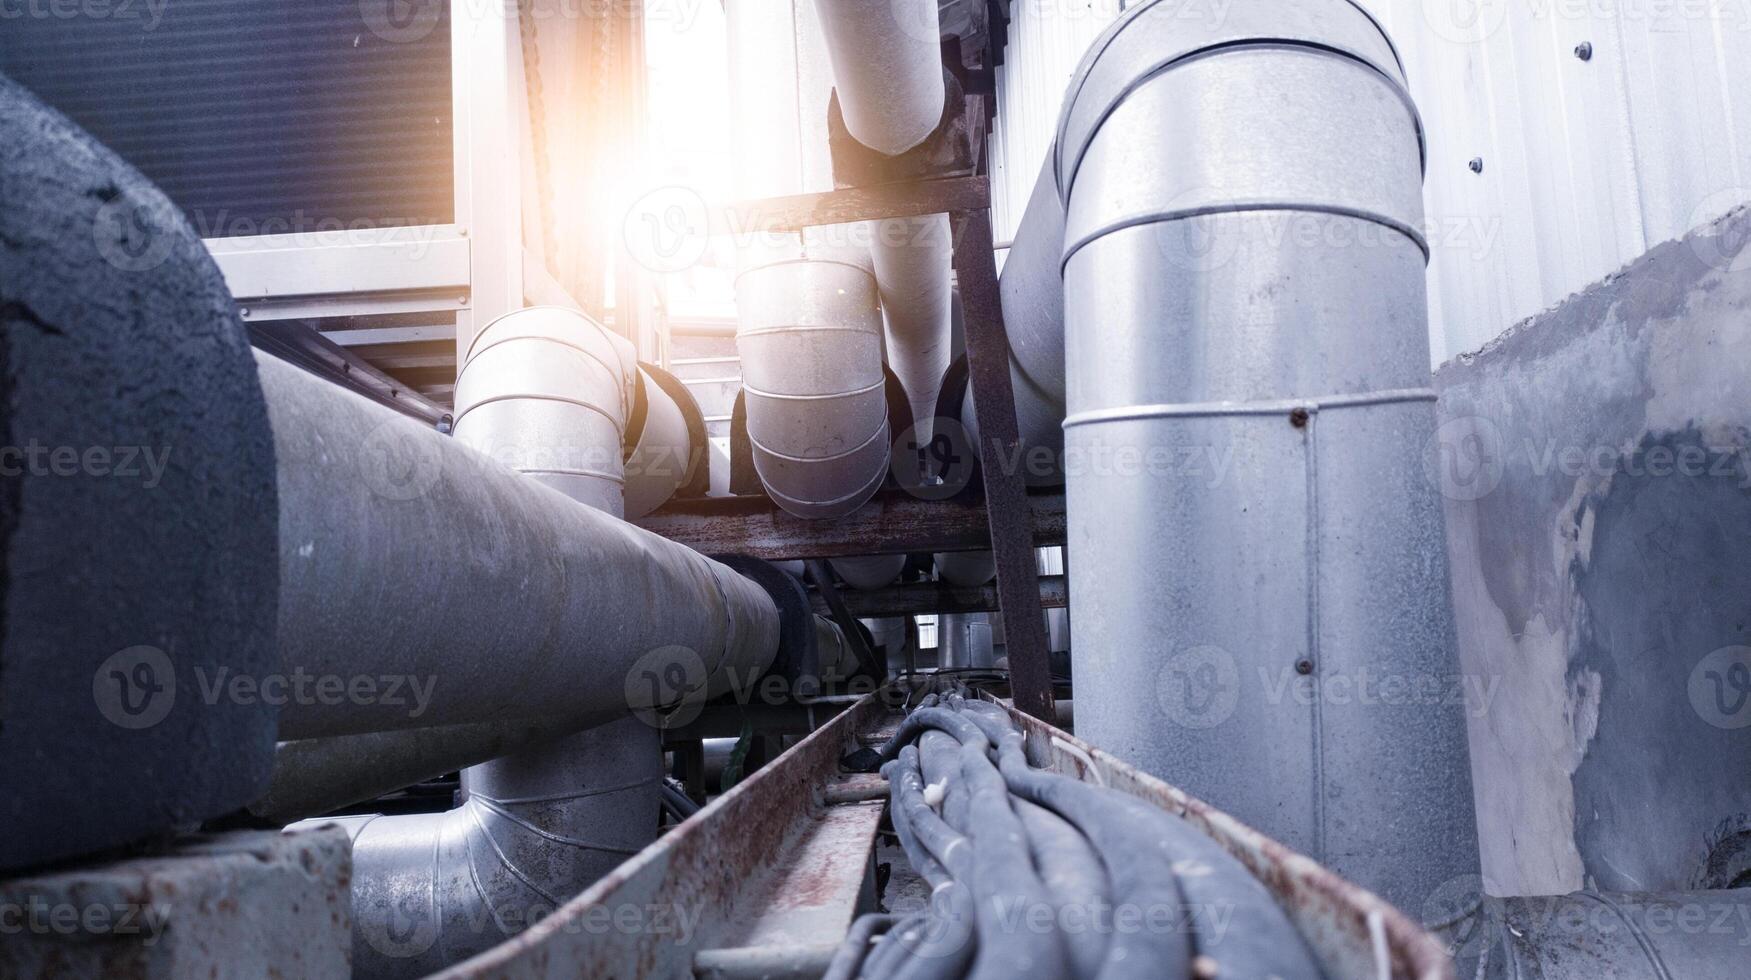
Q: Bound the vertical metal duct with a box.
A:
[813,0,955,450]
[1056,0,1479,909]
[728,0,889,521]
[737,245,891,519]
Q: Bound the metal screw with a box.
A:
[1289,407,1311,428]
[1468,157,1484,174]
[1574,41,1593,61]
[239,306,251,318]
[1295,659,1314,675]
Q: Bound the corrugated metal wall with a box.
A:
[0,0,454,235]
[989,0,1751,364]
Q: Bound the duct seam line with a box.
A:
[742,378,888,401]
[469,796,645,855]
[515,467,625,484]
[737,324,883,340]
[766,460,890,512]
[1060,388,1438,429]
[464,334,627,398]
[465,803,563,908]
[452,392,624,435]
[1057,38,1427,200]
[732,257,877,285]
[1060,202,1432,271]
[474,775,663,807]
[751,419,890,464]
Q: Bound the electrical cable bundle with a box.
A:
[825,692,1326,980]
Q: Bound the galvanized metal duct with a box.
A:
[305,716,660,980]
[625,365,703,519]
[1055,0,1479,910]
[266,349,780,739]
[813,0,955,453]
[737,247,891,519]
[728,0,890,521]
[453,306,636,515]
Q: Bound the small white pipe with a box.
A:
[812,0,946,156]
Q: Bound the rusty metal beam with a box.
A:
[809,574,1067,618]
[950,208,1056,724]
[634,488,1065,561]
[722,175,989,235]
[439,695,897,979]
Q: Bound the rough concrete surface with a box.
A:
[0,827,351,978]
[1435,205,1751,896]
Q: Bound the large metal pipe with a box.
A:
[1056,0,1477,910]
[288,307,717,977]
[251,713,615,825]
[265,349,781,739]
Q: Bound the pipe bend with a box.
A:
[1054,0,1415,199]
[1060,45,1426,272]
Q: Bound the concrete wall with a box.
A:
[1434,204,1751,896]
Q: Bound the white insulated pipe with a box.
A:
[812,0,945,156]
[813,0,955,453]
[729,0,888,521]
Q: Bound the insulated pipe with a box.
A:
[1056,0,1476,911]
[251,713,616,825]
[933,550,996,588]
[969,155,1071,486]
[728,0,890,521]
[811,0,945,157]
[828,553,906,590]
[938,613,994,670]
[624,365,702,519]
[305,306,690,977]
[872,215,954,451]
[453,305,635,514]
[265,350,780,739]
[813,0,955,455]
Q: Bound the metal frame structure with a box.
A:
[204,3,527,362]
